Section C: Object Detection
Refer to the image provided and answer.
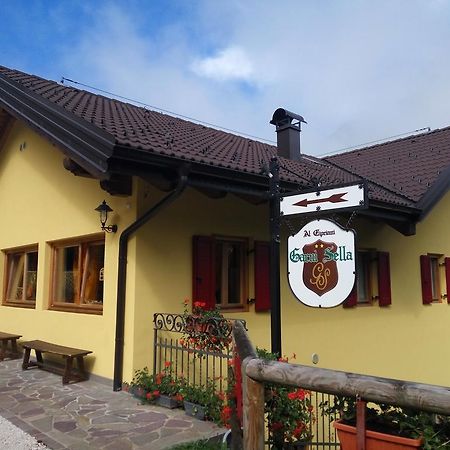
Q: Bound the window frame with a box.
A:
[213,235,248,311]
[356,250,377,305]
[2,244,39,308]
[192,234,249,313]
[344,249,391,308]
[429,253,443,303]
[49,234,105,315]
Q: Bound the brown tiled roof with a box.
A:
[326,129,450,204]
[0,65,446,211]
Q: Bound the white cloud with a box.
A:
[56,0,450,155]
[191,47,254,82]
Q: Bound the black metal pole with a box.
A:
[269,156,282,356]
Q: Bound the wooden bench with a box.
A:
[0,332,22,361]
[21,340,92,384]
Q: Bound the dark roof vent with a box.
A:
[270,108,306,161]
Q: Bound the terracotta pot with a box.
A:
[333,420,423,450]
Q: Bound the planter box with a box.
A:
[281,441,310,449]
[184,400,206,420]
[334,420,423,450]
[156,394,180,409]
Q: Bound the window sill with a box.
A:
[49,304,103,315]
[2,301,36,309]
[218,304,248,313]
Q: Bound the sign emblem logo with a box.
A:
[302,240,338,296]
[288,219,356,308]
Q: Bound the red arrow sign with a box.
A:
[293,192,347,207]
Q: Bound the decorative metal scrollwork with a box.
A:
[153,312,246,337]
[153,313,185,333]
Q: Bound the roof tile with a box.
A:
[0,65,447,209]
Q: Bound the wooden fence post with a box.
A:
[242,356,265,450]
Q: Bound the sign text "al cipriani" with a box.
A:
[303,229,336,238]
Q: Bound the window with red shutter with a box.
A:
[343,249,391,308]
[192,236,215,309]
[445,257,450,304]
[343,285,357,307]
[377,252,392,307]
[254,241,270,312]
[193,235,248,310]
[355,251,372,304]
[420,255,433,305]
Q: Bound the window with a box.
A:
[2,245,38,307]
[193,235,248,310]
[215,238,246,307]
[420,254,445,304]
[344,250,391,308]
[430,255,441,301]
[50,235,105,313]
[356,251,373,304]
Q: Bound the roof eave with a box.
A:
[0,72,115,179]
[416,166,450,220]
[110,145,279,198]
[359,200,421,235]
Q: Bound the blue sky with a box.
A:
[1,0,450,155]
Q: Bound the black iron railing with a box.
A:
[153,313,246,392]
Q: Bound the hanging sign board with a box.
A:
[288,219,356,308]
[281,182,366,217]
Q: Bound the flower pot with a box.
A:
[184,400,206,420]
[156,394,181,409]
[132,387,146,400]
[333,420,423,450]
[281,441,311,449]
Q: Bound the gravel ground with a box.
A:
[0,415,47,450]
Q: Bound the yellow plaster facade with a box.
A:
[0,121,138,379]
[1,119,449,388]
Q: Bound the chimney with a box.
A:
[270,108,306,160]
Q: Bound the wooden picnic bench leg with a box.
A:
[35,350,43,367]
[22,347,31,370]
[76,356,88,381]
[63,356,74,384]
[11,338,19,358]
[0,340,7,361]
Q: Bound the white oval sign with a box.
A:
[288,219,356,308]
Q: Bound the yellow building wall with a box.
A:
[126,180,271,381]
[274,192,449,387]
[0,120,138,379]
[130,178,450,387]
[2,120,449,388]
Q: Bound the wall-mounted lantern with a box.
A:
[95,200,118,233]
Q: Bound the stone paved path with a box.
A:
[0,360,226,449]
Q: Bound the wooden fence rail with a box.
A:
[232,321,450,450]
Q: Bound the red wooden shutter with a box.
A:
[445,257,450,304]
[254,241,270,312]
[343,284,357,308]
[377,252,392,307]
[192,236,215,309]
[420,255,433,305]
